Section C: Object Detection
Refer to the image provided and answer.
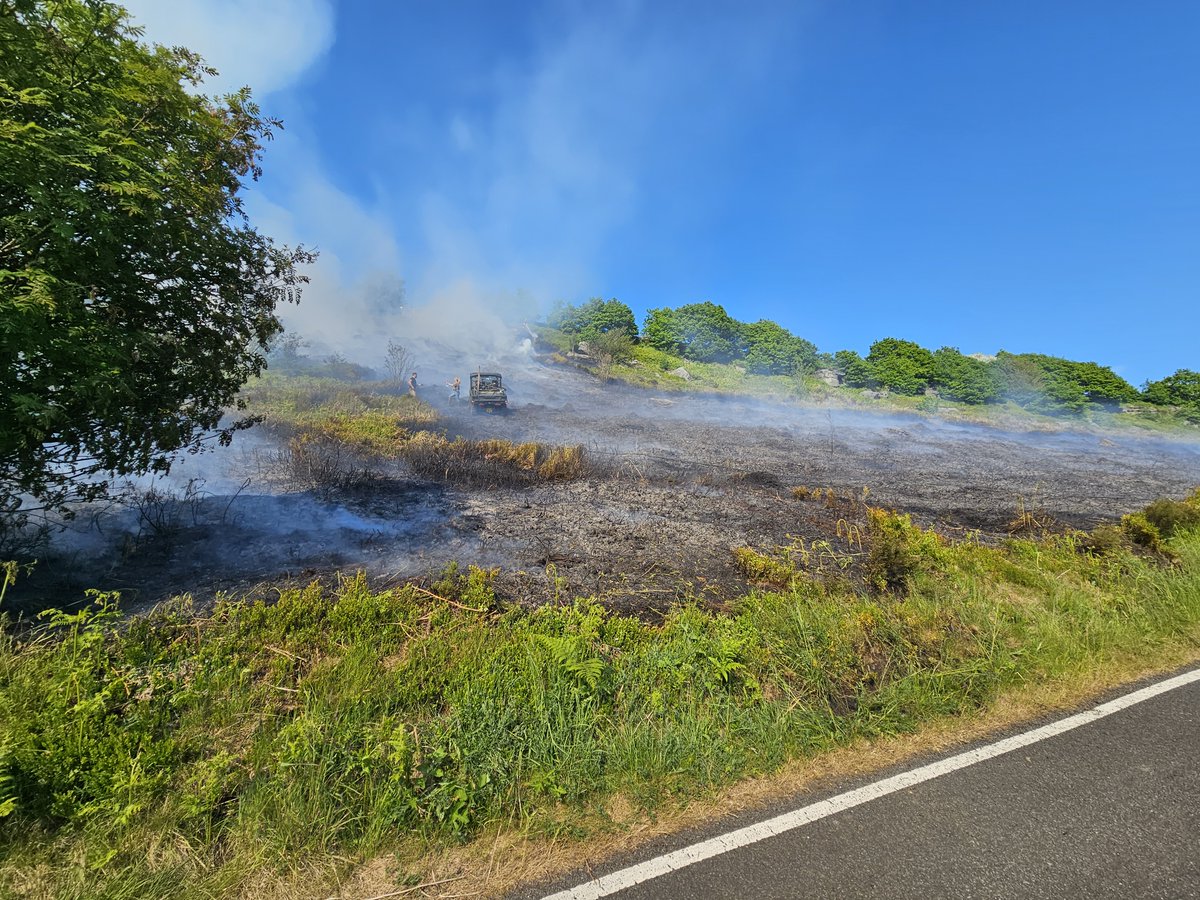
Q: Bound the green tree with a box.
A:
[740,319,818,375]
[1143,369,1200,408]
[1,0,313,516]
[866,338,935,395]
[642,301,740,363]
[640,307,681,354]
[992,352,1058,409]
[1069,360,1138,405]
[547,297,637,340]
[993,352,1136,411]
[931,348,999,404]
[834,349,874,387]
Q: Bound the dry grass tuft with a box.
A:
[1006,497,1056,535]
[400,433,589,486]
[538,445,586,480]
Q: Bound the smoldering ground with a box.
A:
[10,350,1200,618]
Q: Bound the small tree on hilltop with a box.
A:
[1143,369,1200,409]
[641,301,742,364]
[931,348,999,404]
[834,349,875,388]
[741,319,819,375]
[641,307,681,355]
[582,298,637,340]
[866,338,935,395]
[548,298,637,341]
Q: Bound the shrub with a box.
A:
[864,508,946,593]
[1121,512,1162,552]
[1141,498,1200,539]
[267,434,379,495]
[1081,524,1128,557]
[588,330,636,380]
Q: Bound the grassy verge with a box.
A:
[1,493,1199,898]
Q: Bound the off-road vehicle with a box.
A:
[469,371,508,412]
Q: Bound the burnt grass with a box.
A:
[12,364,1200,617]
[418,370,1200,616]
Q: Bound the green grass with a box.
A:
[238,372,439,456]
[2,493,1200,898]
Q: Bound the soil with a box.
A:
[13,361,1200,617]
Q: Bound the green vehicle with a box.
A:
[469,371,508,412]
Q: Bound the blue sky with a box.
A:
[124,1,1198,386]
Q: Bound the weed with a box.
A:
[1007,497,1055,536]
[864,508,946,593]
[836,519,864,550]
[732,547,794,587]
[0,560,34,613]
[792,486,839,504]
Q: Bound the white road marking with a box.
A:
[541,666,1200,900]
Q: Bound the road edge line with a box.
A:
[541,666,1200,900]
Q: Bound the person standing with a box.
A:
[447,376,461,401]
[407,371,418,398]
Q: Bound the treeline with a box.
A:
[546,298,1199,416]
[549,298,818,376]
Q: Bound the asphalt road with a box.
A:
[526,670,1200,900]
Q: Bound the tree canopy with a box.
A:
[931,348,999,404]
[547,297,637,340]
[1142,369,1200,410]
[0,0,312,516]
[865,338,935,395]
[992,352,1137,411]
[740,319,818,375]
[642,302,740,363]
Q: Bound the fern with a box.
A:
[534,634,604,690]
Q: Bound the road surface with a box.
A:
[524,668,1200,900]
